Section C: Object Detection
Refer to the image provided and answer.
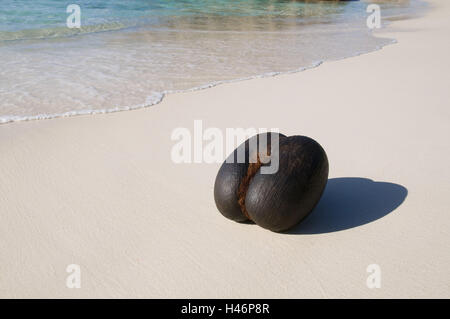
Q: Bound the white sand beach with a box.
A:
[0,0,449,298]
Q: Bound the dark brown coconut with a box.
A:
[214,133,328,232]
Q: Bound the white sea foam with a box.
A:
[0,91,165,124]
[0,63,328,124]
[0,37,399,125]
[0,36,397,125]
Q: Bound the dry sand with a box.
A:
[0,0,449,298]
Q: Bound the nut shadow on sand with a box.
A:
[287,177,408,234]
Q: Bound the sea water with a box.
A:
[0,0,426,123]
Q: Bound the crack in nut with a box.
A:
[237,150,271,221]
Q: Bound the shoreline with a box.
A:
[0,2,422,126]
[1,0,449,298]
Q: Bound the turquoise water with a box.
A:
[0,1,425,123]
[0,0,390,41]
[0,0,384,31]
